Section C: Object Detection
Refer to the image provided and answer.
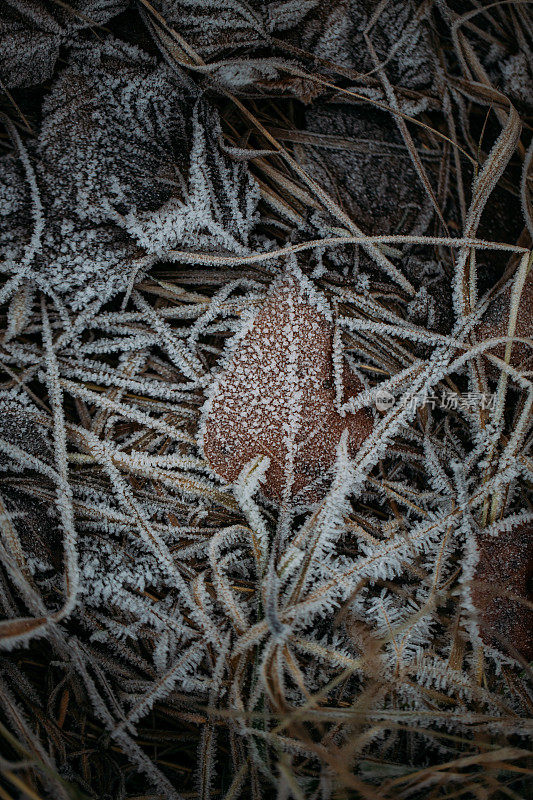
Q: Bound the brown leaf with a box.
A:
[472,521,533,660]
[201,273,373,502]
[476,268,533,376]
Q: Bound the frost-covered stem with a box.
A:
[452,95,521,318]
[165,234,528,269]
[41,295,79,620]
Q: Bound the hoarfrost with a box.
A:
[0,0,129,88]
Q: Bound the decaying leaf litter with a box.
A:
[0,1,532,798]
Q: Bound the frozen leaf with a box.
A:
[0,488,60,570]
[341,0,436,91]
[53,0,129,25]
[1,38,259,311]
[38,39,194,223]
[483,46,533,111]
[501,52,533,107]
[471,521,533,660]
[298,105,435,236]
[0,148,143,310]
[0,397,52,465]
[200,271,373,502]
[0,1,61,88]
[125,102,260,255]
[37,40,259,257]
[475,269,533,377]
[151,0,435,95]
[155,0,348,57]
[0,0,129,88]
[35,218,143,311]
[157,0,269,56]
[151,0,351,97]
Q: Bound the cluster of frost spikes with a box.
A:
[0,37,260,311]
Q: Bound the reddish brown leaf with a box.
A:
[201,274,373,502]
[476,261,533,376]
[472,522,533,660]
